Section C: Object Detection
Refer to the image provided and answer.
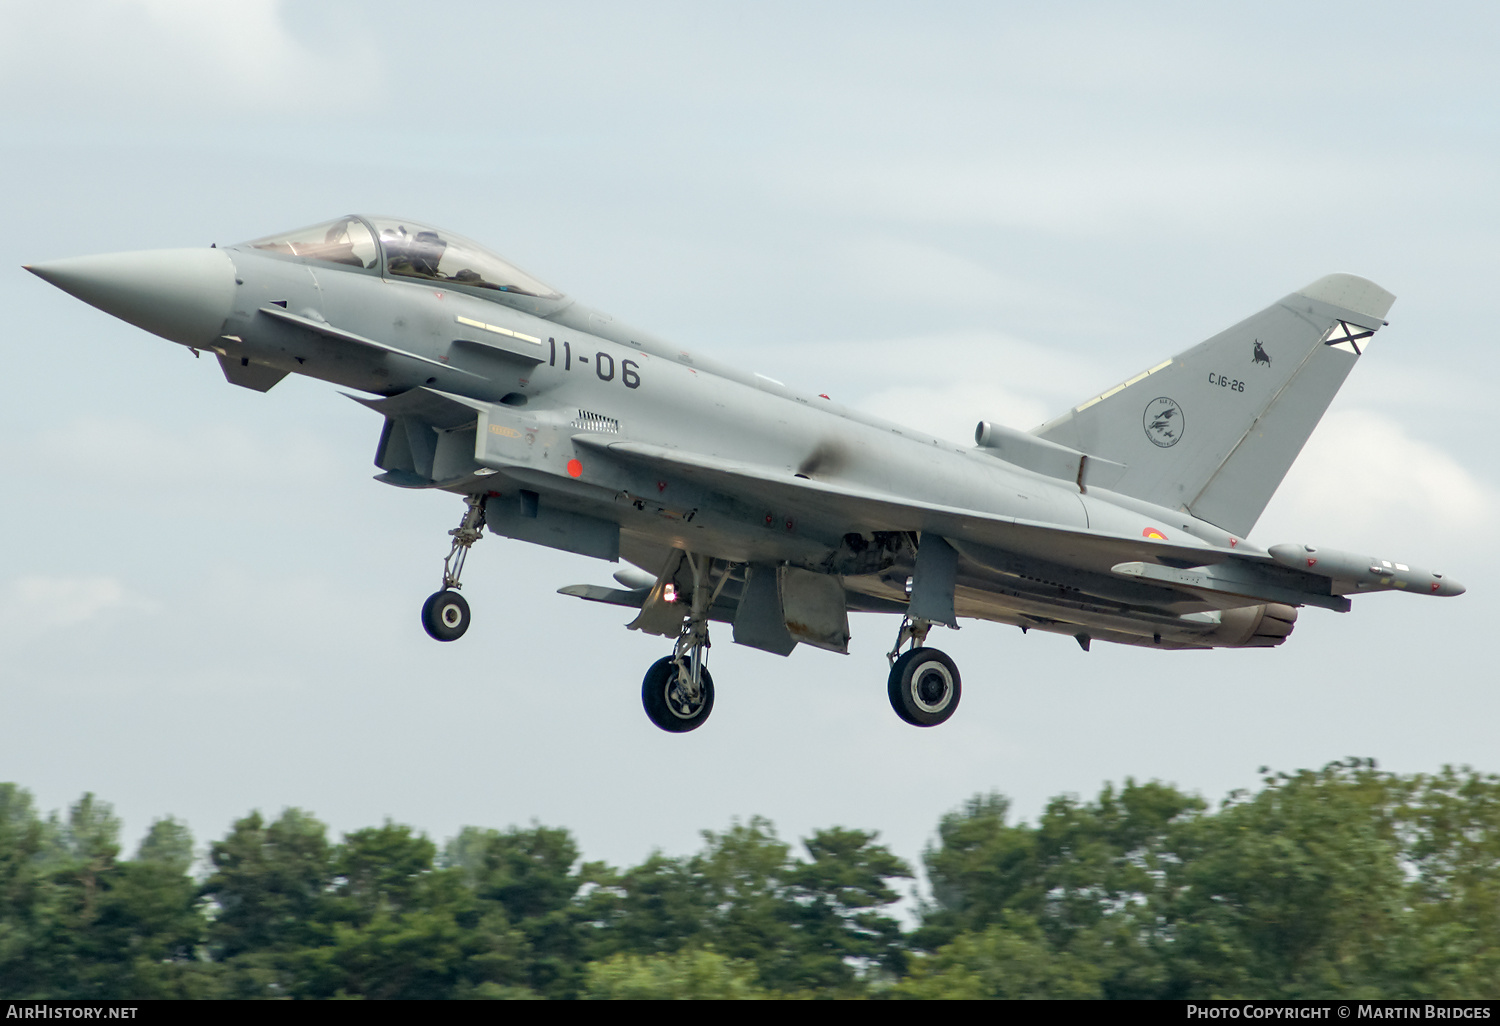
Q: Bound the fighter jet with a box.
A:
[26,216,1465,733]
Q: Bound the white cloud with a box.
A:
[761,328,1105,443]
[0,0,375,117]
[1258,408,1496,561]
[777,148,1486,239]
[0,575,154,635]
[23,415,341,498]
[834,236,1025,308]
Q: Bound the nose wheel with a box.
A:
[421,590,471,642]
[421,495,484,642]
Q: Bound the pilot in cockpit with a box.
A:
[381,226,448,279]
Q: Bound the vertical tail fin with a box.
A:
[1035,274,1396,537]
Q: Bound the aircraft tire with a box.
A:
[888,647,961,727]
[641,656,714,733]
[421,590,470,642]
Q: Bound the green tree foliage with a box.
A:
[0,792,211,998]
[690,817,796,976]
[136,817,194,875]
[894,913,1102,999]
[438,824,591,998]
[912,760,1500,999]
[783,826,912,989]
[298,823,465,1000]
[1398,765,1500,994]
[3,761,1498,999]
[204,808,333,962]
[0,783,53,996]
[203,817,589,998]
[201,808,333,996]
[914,780,1201,997]
[82,816,207,998]
[584,948,768,999]
[1166,762,1412,997]
[580,851,704,958]
[585,816,912,995]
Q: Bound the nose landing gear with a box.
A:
[421,495,485,642]
[886,616,961,726]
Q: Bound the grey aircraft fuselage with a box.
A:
[26,215,1465,731]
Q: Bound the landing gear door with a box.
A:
[778,567,851,654]
[477,405,539,465]
[627,549,690,638]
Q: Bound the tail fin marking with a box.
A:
[1034,274,1395,537]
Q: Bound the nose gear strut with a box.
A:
[442,494,487,593]
[421,494,486,642]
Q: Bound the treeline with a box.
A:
[2,760,1497,999]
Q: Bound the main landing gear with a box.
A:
[886,616,961,726]
[421,495,484,642]
[641,554,732,734]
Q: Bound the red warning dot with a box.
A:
[567,459,583,478]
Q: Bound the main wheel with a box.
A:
[421,590,471,642]
[641,656,715,733]
[888,647,961,726]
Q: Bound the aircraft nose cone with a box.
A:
[26,247,237,349]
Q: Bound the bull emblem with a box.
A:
[1252,340,1271,366]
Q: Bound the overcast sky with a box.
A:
[2,1,1496,884]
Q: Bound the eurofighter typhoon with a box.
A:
[26,216,1465,732]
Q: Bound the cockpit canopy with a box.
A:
[242,215,563,301]
[245,215,378,269]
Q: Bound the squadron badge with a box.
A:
[1143,397,1184,448]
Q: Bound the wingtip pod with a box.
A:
[1269,543,1464,597]
[1296,274,1396,325]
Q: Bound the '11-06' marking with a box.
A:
[550,338,641,388]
